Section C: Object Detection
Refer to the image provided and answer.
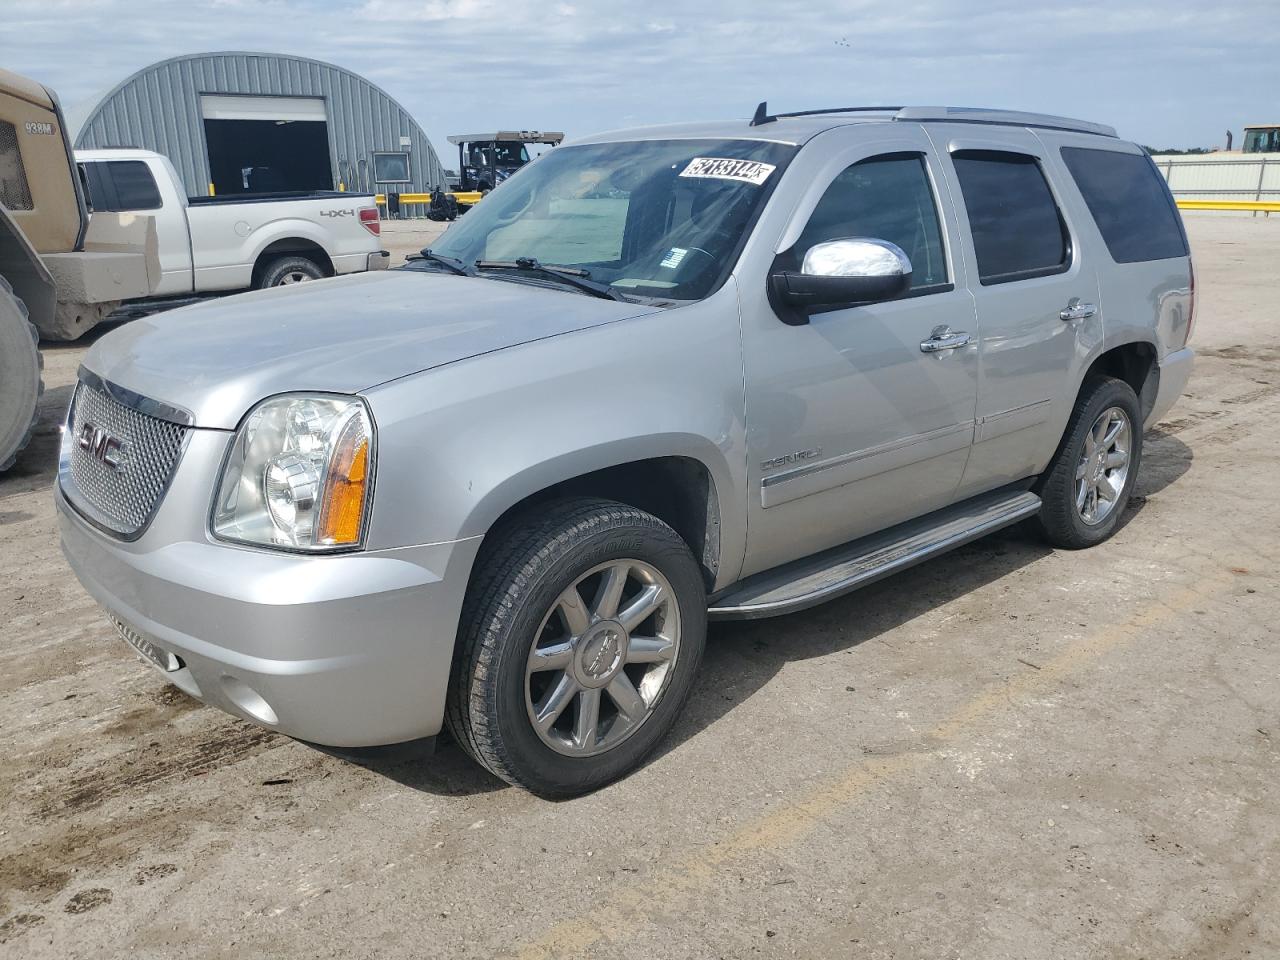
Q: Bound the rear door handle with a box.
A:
[920,326,971,353]
[1060,298,1097,321]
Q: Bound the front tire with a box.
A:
[446,498,707,797]
[0,277,41,472]
[1034,376,1143,549]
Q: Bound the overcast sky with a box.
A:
[4,0,1276,164]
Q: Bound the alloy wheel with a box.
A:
[525,559,680,757]
[1075,406,1131,525]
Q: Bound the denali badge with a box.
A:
[761,448,822,472]
[77,422,127,471]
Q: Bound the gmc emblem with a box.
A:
[77,422,126,471]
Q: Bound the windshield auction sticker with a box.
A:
[679,158,776,186]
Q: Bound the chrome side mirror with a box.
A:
[801,238,912,281]
[769,238,913,324]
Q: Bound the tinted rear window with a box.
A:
[1060,147,1188,263]
[952,150,1070,284]
[82,160,161,212]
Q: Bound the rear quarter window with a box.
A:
[1060,147,1188,263]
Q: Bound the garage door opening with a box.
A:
[201,95,333,195]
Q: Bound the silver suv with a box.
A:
[57,104,1195,796]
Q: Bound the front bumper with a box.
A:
[57,484,480,747]
[1146,346,1195,430]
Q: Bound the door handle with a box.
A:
[1060,297,1097,321]
[919,326,971,353]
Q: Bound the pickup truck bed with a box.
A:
[77,149,387,299]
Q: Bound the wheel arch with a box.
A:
[1081,338,1159,422]
[462,441,728,593]
[0,207,57,330]
[251,236,334,284]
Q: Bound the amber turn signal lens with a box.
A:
[317,428,369,546]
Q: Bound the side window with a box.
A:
[1060,147,1188,263]
[795,153,948,290]
[81,162,111,212]
[372,152,410,184]
[952,150,1069,284]
[87,161,161,212]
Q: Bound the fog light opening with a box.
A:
[220,676,279,726]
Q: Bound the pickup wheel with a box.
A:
[446,498,707,797]
[1034,376,1143,549]
[256,256,326,289]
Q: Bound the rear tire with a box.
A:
[0,277,42,472]
[256,256,325,289]
[446,498,707,797]
[1034,376,1142,549]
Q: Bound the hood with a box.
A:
[84,269,658,429]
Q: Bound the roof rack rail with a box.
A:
[748,102,1116,138]
[750,102,902,126]
[893,106,1117,138]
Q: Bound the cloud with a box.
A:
[3,0,1277,156]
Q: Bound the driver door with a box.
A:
[739,128,980,578]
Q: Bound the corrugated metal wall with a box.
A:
[73,52,445,198]
[1152,153,1280,202]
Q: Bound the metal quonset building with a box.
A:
[69,51,446,198]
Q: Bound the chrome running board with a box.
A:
[708,488,1042,621]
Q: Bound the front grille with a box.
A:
[64,380,189,537]
[0,120,34,211]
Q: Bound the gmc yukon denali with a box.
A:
[57,105,1195,797]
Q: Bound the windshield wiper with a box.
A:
[412,248,476,277]
[473,257,626,301]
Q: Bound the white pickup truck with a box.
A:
[76,148,389,301]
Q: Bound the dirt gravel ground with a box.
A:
[0,216,1276,959]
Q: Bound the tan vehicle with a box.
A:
[0,67,158,470]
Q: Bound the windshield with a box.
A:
[492,142,530,165]
[427,138,796,302]
[1244,128,1280,153]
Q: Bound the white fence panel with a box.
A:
[1153,154,1280,202]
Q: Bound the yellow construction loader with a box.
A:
[0,67,158,470]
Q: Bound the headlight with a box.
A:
[212,395,374,551]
